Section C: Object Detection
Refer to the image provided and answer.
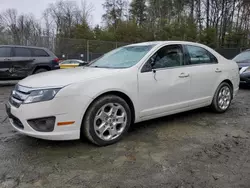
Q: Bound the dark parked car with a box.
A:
[233,50,250,86]
[0,45,60,80]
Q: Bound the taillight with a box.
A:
[52,58,59,63]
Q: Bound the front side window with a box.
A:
[233,51,250,62]
[0,47,11,57]
[185,45,217,65]
[89,45,155,68]
[142,45,184,72]
[14,47,31,57]
[152,45,184,69]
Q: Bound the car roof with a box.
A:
[126,41,205,47]
[0,45,49,50]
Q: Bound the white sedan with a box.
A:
[6,41,240,146]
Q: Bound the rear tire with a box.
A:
[34,68,48,74]
[211,82,232,113]
[82,95,131,146]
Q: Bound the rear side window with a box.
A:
[14,47,31,57]
[185,45,218,65]
[32,49,49,57]
[0,47,11,57]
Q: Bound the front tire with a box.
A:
[82,95,132,146]
[211,82,232,113]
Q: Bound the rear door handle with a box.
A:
[179,73,190,78]
[4,58,11,61]
[215,68,222,73]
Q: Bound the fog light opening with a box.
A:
[28,117,56,132]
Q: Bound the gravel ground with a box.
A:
[0,86,250,188]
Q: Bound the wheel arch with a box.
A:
[82,90,136,126]
[220,79,234,98]
[32,65,51,74]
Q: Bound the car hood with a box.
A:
[18,67,122,88]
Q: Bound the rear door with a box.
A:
[31,48,51,66]
[183,45,221,107]
[0,47,13,79]
[12,47,34,78]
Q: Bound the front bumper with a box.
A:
[6,95,92,140]
[240,72,250,85]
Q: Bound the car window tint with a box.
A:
[152,45,184,69]
[14,47,31,57]
[0,47,11,57]
[186,45,217,65]
[32,49,49,57]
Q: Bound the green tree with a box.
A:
[102,0,128,30]
[130,0,147,26]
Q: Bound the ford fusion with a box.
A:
[6,41,240,146]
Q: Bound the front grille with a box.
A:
[9,85,31,108]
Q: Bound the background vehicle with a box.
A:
[0,45,60,80]
[59,59,88,69]
[233,50,250,86]
[6,41,239,146]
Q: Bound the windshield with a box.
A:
[233,51,250,62]
[89,45,155,68]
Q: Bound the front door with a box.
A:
[0,47,13,79]
[138,44,191,118]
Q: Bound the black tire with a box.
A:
[34,68,48,74]
[211,82,232,113]
[82,95,132,146]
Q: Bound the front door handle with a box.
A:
[215,68,222,73]
[179,73,190,78]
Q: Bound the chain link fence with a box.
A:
[0,34,247,60]
[0,34,130,61]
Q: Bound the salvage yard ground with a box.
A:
[0,86,250,188]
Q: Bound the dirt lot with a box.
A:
[0,86,250,188]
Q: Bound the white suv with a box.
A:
[6,41,240,146]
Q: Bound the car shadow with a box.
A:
[129,107,211,134]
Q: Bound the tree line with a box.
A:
[1,0,250,55]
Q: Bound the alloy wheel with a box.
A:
[94,103,127,141]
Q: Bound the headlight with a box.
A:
[241,66,250,74]
[244,67,250,73]
[24,88,61,104]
